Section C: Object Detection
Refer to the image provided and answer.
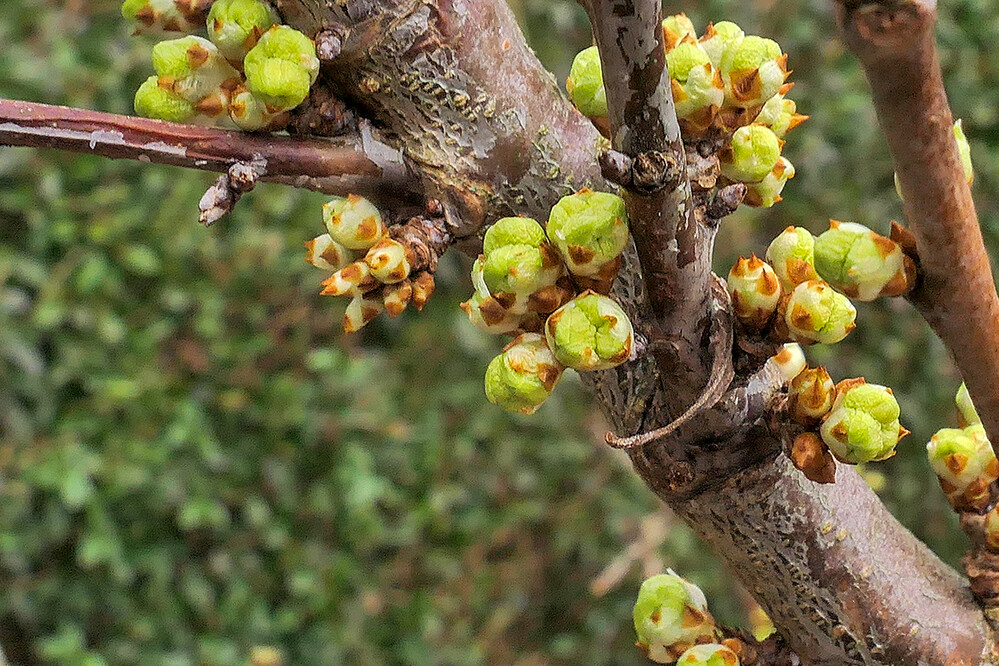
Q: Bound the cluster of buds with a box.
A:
[464,191,635,414]
[305,195,441,332]
[127,0,320,132]
[896,119,973,200]
[927,385,998,512]
[717,124,794,209]
[633,571,719,663]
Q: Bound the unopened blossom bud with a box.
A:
[927,425,998,511]
[789,366,836,424]
[479,218,562,312]
[322,195,388,250]
[545,292,634,371]
[719,125,782,184]
[243,25,319,110]
[304,233,352,272]
[566,46,607,119]
[342,294,383,333]
[821,379,908,464]
[151,36,241,110]
[744,157,794,208]
[134,75,197,122]
[766,226,818,289]
[484,333,564,414]
[785,280,856,345]
[791,432,837,484]
[461,292,523,335]
[483,216,547,254]
[896,119,973,199]
[633,571,717,664]
[206,0,275,62]
[957,382,982,427]
[662,14,697,51]
[720,35,789,108]
[546,190,629,278]
[757,91,808,138]
[228,85,289,131]
[984,506,999,552]
[410,271,436,311]
[698,21,744,69]
[726,255,781,329]
[771,343,806,382]
[813,221,915,301]
[122,0,212,34]
[666,41,724,131]
[676,644,740,666]
[320,261,378,297]
[382,280,413,318]
[363,238,412,284]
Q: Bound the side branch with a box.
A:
[0,98,421,208]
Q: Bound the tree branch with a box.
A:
[0,98,421,209]
[834,0,999,458]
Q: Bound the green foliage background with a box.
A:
[0,0,997,663]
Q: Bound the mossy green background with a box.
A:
[1,0,997,664]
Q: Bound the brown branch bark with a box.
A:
[0,98,420,208]
[834,0,999,458]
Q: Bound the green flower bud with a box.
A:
[772,343,806,382]
[789,366,836,424]
[152,36,241,109]
[720,35,789,108]
[461,292,525,335]
[383,279,413,318]
[122,0,212,34]
[480,218,562,309]
[820,379,908,464]
[243,25,319,110]
[785,280,857,345]
[633,571,717,664]
[927,426,998,510]
[766,226,818,289]
[698,21,744,69]
[206,0,275,62]
[726,255,781,329]
[566,46,607,119]
[545,292,634,371]
[667,42,724,130]
[484,333,564,414]
[662,14,697,51]
[744,156,794,208]
[363,238,412,284]
[304,233,353,272]
[319,261,379,297]
[719,125,782,184]
[134,75,197,122]
[546,189,629,278]
[676,644,740,666]
[813,220,915,301]
[228,85,289,131]
[757,91,808,138]
[342,293,383,333]
[322,195,388,250]
[483,216,548,255]
[957,382,982,427]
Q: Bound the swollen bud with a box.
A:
[771,343,806,382]
[342,294,383,333]
[789,366,836,424]
[481,218,563,311]
[304,233,352,272]
[726,255,781,329]
[566,46,608,120]
[320,261,378,297]
[134,75,197,122]
[461,292,524,335]
[676,644,740,666]
[243,25,319,111]
[821,379,908,464]
[766,226,818,289]
[756,92,808,138]
[784,280,857,345]
[666,41,725,132]
[363,238,412,284]
[546,190,629,278]
[719,125,782,184]
[698,21,744,69]
[545,292,634,371]
[322,195,388,250]
[927,425,998,511]
[151,36,241,113]
[662,14,697,51]
[633,571,717,664]
[206,0,275,62]
[813,221,915,301]
[484,333,564,414]
[744,157,794,208]
[719,35,789,108]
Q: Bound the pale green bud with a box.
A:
[927,426,998,508]
[772,343,806,382]
[382,279,413,318]
[726,255,781,329]
[676,644,740,666]
[134,75,197,122]
[363,238,412,284]
[662,14,697,51]
[667,42,724,129]
[322,195,388,250]
[633,571,717,664]
[719,125,782,183]
[758,94,808,138]
[342,293,383,333]
[698,21,744,68]
[766,226,818,289]
[207,0,276,62]
[546,189,629,278]
[483,217,547,255]
[785,280,857,345]
[566,46,607,119]
[744,156,794,208]
[152,36,241,108]
[821,379,908,464]
[957,382,982,427]
[720,35,789,108]
[228,85,289,131]
[813,221,915,301]
[243,25,319,111]
[482,245,562,306]
[484,333,564,414]
[122,0,212,34]
[461,292,525,335]
[545,292,634,371]
[319,261,379,297]
[789,366,836,424]
[304,233,352,272]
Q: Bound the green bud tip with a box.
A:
[304,233,352,272]
[546,189,630,278]
[820,379,908,464]
[789,366,836,424]
[662,14,697,51]
[633,571,717,664]
[566,46,608,119]
[927,426,998,495]
[727,255,782,329]
[484,333,564,414]
[772,343,806,382]
[766,226,818,289]
[676,644,741,666]
[481,231,562,308]
[785,279,857,345]
[720,35,789,108]
[744,157,795,208]
[813,220,915,302]
[322,194,388,250]
[243,25,319,111]
[667,41,724,129]
[134,76,196,122]
[957,382,982,427]
[207,0,275,62]
[719,125,782,184]
[483,216,548,255]
[698,21,744,69]
[545,291,634,371]
[757,90,808,138]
